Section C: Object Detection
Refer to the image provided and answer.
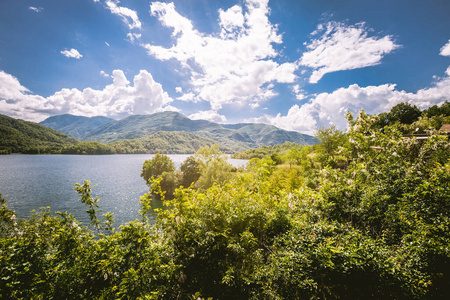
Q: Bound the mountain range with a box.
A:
[40,112,316,152]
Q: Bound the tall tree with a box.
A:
[389,102,421,124]
[141,153,175,186]
[314,125,347,163]
[180,156,201,188]
[194,144,233,189]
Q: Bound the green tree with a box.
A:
[194,144,233,189]
[141,153,175,186]
[423,100,450,118]
[389,102,421,124]
[180,156,201,188]
[159,170,181,200]
[314,125,347,167]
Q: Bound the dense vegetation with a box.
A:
[110,131,225,154]
[0,114,78,154]
[40,114,114,140]
[1,104,449,298]
[61,141,117,155]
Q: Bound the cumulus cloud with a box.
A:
[100,70,110,77]
[300,21,400,83]
[252,68,450,135]
[105,0,141,30]
[142,0,297,110]
[29,7,43,13]
[0,70,173,122]
[441,39,450,56]
[188,110,227,123]
[61,48,83,59]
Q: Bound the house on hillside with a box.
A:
[440,124,450,134]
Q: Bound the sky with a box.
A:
[0,0,449,135]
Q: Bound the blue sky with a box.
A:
[1,0,449,134]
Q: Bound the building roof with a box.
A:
[440,124,450,133]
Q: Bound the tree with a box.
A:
[194,144,233,189]
[180,156,201,188]
[140,153,175,186]
[423,101,450,118]
[314,125,347,166]
[159,171,181,200]
[284,147,301,168]
[389,102,421,124]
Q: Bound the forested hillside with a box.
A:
[40,114,114,139]
[0,114,78,154]
[110,131,229,154]
[1,105,449,298]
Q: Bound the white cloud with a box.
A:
[300,21,400,83]
[440,39,450,56]
[292,84,306,100]
[188,110,227,123]
[105,41,110,47]
[100,70,110,77]
[29,7,43,13]
[61,48,83,59]
[105,0,141,30]
[142,0,297,110]
[177,92,196,101]
[127,32,141,42]
[252,67,450,135]
[0,70,173,122]
[175,87,182,93]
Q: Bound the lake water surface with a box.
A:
[0,154,247,226]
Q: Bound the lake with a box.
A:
[0,154,248,226]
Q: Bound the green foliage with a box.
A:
[232,142,306,160]
[74,180,115,234]
[423,101,450,118]
[314,125,348,167]
[180,155,201,188]
[141,154,176,186]
[111,131,223,154]
[373,101,450,133]
[389,102,422,124]
[0,114,78,154]
[62,141,116,154]
[194,144,233,190]
[40,114,114,140]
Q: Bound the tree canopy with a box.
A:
[140,153,175,186]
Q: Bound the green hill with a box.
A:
[110,131,230,154]
[40,114,114,140]
[222,123,316,145]
[0,114,78,153]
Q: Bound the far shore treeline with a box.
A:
[1,102,450,298]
